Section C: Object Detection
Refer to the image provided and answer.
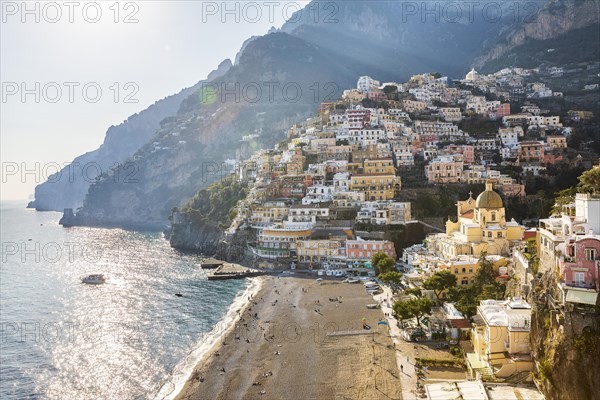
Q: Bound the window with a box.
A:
[497,232,502,238]
[574,272,585,286]
[488,232,492,238]
[585,248,597,261]
[491,213,496,222]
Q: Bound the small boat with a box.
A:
[175,293,183,297]
[81,274,106,285]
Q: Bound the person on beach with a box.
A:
[400,365,403,373]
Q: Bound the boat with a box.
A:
[81,274,105,285]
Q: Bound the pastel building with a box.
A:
[431,181,525,258]
[346,238,396,261]
[469,299,533,379]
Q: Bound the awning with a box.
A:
[566,289,599,305]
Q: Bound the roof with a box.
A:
[487,385,545,400]
[449,319,472,329]
[425,381,488,400]
[476,181,503,209]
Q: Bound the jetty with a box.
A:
[207,263,267,280]
[201,257,225,269]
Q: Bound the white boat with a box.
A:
[81,274,106,285]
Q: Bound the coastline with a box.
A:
[175,275,401,400]
[156,276,264,400]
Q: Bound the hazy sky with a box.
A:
[1,1,301,200]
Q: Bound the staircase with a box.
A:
[474,365,495,381]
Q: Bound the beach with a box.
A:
[175,275,402,400]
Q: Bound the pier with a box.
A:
[206,263,268,280]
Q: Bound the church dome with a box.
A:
[466,68,479,82]
[476,181,503,209]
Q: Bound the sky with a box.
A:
[1,0,302,200]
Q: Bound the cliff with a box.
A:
[475,0,600,72]
[29,59,232,212]
[529,271,600,400]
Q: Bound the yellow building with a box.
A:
[469,299,533,379]
[350,174,401,201]
[437,255,509,286]
[296,234,350,263]
[363,158,395,175]
[432,181,525,258]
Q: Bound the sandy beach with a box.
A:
[175,275,402,400]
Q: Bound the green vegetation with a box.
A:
[378,271,403,290]
[415,357,465,369]
[393,297,434,327]
[371,252,396,275]
[446,253,506,318]
[573,329,600,353]
[551,164,600,215]
[179,176,248,229]
[423,270,457,303]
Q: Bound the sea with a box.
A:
[0,201,256,400]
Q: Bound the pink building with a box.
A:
[444,144,475,164]
[561,236,600,290]
[346,239,396,261]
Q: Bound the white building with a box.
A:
[357,76,380,94]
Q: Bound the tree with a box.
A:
[393,297,433,326]
[423,270,457,303]
[383,85,398,95]
[454,286,478,318]
[578,164,600,195]
[379,271,403,289]
[371,252,387,269]
[404,288,423,298]
[371,252,396,275]
[473,252,497,288]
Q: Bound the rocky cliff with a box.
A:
[28,59,232,212]
[474,0,600,72]
[529,271,600,400]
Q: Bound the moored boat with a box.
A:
[81,274,106,285]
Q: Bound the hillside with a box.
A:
[475,0,600,72]
[28,60,232,212]
[63,32,380,230]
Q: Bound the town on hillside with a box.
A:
[203,67,599,395]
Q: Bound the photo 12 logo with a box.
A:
[199,81,339,105]
[200,1,339,24]
[1,82,140,104]
[1,161,139,185]
[1,1,140,24]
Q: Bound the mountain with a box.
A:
[61,31,386,230]
[474,0,600,72]
[28,60,232,212]
[53,0,597,230]
[281,0,534,79]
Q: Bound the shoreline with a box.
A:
[175,275,401,400]
[156,276,264,400]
